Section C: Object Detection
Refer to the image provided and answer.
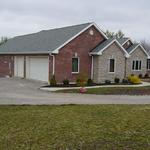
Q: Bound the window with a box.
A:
[109,59,115,73]
[72,58,79,73]
[147,59,150,70]
[132,60,142,71]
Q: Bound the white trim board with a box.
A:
[0,51,49,54]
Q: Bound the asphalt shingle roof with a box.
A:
[0,23,92,53]
[126,43,139,53]
[117,37,129,45]
[92,38,115,53]
[92,37,132,54]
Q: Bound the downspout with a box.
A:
[91,55,94,79]
[124,57,127,78]
[24,56,26,78]
[49,53,55,75]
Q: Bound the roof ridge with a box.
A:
[11,22,92,40]
[41,22,93,32]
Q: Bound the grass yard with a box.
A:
[56,86,150,95]
[0,105,150,150]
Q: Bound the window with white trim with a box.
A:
[147,59,150,70]
[109,59,115,73]
[72,58,79,73]
[132,60,142,71]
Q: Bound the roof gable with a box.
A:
[90,38,129,57]
[117,38,129,45]
[117,37,133,46]
[127,43,149,58]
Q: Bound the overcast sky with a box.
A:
[0,0,150,42]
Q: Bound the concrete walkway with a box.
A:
[41,82,150,92]
[0,78,150,105]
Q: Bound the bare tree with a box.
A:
[141,40,150,52]
[105,30,125,39]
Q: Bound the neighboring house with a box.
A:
[125,44,149,77]
[0,22,149,83]
[146,50,150,75]
[118,38,149,78]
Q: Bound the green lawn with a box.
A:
[0,105,150,150]
[56,86,150,95]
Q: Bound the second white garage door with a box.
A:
[26,57,49,82]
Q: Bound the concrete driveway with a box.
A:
[0,78,150,105]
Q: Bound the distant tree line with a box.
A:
[105,30,125,39]
[0,37,8,46]
[141,40,150,51]
[105,30,150,51]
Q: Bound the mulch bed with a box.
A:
[42,83,134,88]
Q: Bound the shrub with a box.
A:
[105,80,111,84]
[50,75,57,86]
[144,73,149,78]
[63,79,69,86]
[139,74,143,78]
[114,77,120,84]
[76,74,88,87]
[87,78,93,86]
[122,78,128,84]
[127,75,141,84]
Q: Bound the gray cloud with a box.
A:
[0,0,150,42]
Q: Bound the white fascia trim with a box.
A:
[91,39,129,58]
[122,38,133,46]
[140,45,150,58]
[89,52,99,55]
[92,22,108,39]
[50,22,108,54]
[129,44,149,58]
[0,51,49,54]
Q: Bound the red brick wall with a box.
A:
[53,26,106,82]
[0,55,14,77]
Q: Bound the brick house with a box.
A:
[0,22,149,83]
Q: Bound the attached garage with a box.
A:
[14,56,24,78]
[26,56,49,82]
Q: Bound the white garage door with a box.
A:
[26,57,49,82]
[14,56,24,78]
